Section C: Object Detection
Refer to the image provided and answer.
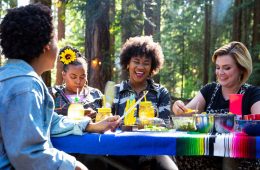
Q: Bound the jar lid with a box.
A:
[98,108,111,113]
[140,101,152,106]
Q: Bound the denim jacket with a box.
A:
[0,59,91,170]
[112,79,172,121]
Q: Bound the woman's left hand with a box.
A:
[85,115,120,133]
[84,107,97,119]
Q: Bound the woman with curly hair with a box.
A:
[111,36,178,170]
[113,35,171,121]
[0,4,119,170]
[49,46,103,119]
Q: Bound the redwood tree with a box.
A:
[85,0,111,92]
[55,1,66,85]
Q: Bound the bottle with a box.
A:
[96,108,112,122]
[67,97,84,120]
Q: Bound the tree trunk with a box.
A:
[252,0,260,61]
[144,0,161,83]
[30,0,51,7]
[109,0,118,82]
[55,1,66,85]
[30,0,52,87]
[9,0,17,7]
[241,0,252,48]
[203,0,212,85]
[121,0,144,80]
[85,0,111,92]
[232,0,242,41]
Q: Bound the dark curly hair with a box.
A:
[59,46,88,72]
[120,36,164,76]
[0,3,53,63]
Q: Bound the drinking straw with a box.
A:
[103,95,106,107]
[144,91,147,102]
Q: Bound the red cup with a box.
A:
[253,114,260,120]
[244,115,249,120]
[248,114,255,120]
[229,94,243,115]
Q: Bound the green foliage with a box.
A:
[60,0,86,53]
[160,0,205,98]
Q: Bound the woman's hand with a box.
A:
[85,115,120,133]
[84,108,97,119]
[172,100,188,116]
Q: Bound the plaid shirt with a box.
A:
[49,85,103,116]
[112,79,172,121]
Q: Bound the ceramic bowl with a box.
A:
[214,114,235,133]
[193,114,214,133]
[236,120,260,136]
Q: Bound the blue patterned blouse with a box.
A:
[112,79,172,121]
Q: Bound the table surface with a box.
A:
[51,130,260,159]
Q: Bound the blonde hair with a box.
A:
[212,41,252,84]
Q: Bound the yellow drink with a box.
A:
[67,103,84,120]
[96,108,112,122]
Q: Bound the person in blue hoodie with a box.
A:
[0,3,119,170]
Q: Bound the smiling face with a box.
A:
[128,55,152,85]
[62,64,87,94]
[215,54,241,88]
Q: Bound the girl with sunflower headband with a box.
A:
[49,46,103,119]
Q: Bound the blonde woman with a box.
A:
[173,41,260,116]
[172,41,260,169]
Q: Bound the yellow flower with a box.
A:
[60,49,76,64]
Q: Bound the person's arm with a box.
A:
[1,90,76,170]
[251,101,260,114]
[86,115,120,133]
[250,87,260,114]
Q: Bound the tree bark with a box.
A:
[252,0,260,61]
[85,0,111,92]
[30,0,51,7]
[55,1,66,85]
[144,0,161,83]
[232,0,242,41]
[203,0,212,85]
[120,0,144,80]
[241,0,252,48]
[9,0,17,7]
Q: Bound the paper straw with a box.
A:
[144,91,147,101]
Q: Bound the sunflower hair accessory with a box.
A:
[59,46,77,65]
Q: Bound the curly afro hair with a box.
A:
[120,36,164,76]
[0,3,53,63]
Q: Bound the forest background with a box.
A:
[0,0,260,101]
